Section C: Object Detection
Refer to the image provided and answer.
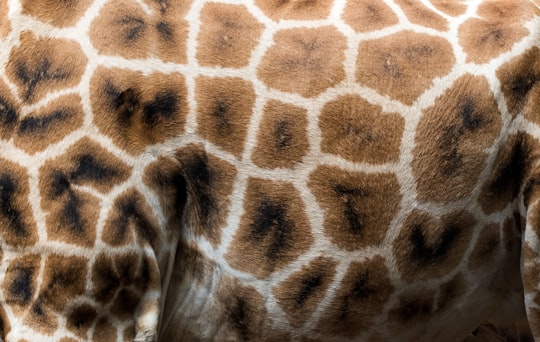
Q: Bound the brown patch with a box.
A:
[14,94,84,154]
[356,31,454,104]
[395,0,448,30]
[102,189,161,250]
[459,1,534,64]
[91,252,157,311]
[59,338,78,342]
[343,0,399,32]
[388,288,436,328]
[413,75,502,203]
[258,26,346,98]
[226,178,312,278]
[316,256,393,337]
[143,156,186,224]
[435,273,466,312]
[38,255,87,312]
[393,210,475,282]
[123,325,135,341]
[66,304,97,338]
[0,1,11,38]
[273,257,338,327]
[309,166,401,251]
[469,224,501,270]
[429,0,467,16]
[6,32,86,104]
[502,215,522,253]
[0,79,20,140]
[90,67,188,155]
[254,0,333,20]
[166,240,215,288]
[39,138,131,246]
[3,255,40,312]
[92,318,117,342]
[197,3,263,68]
[175,144,236,246]
[497,47,540,120]
[21,0,92,27]
[480,134,538,214]
[251,100,309,169]
[0,159,38,247]
[0,302,9,339]
[319,95,404,164]
[90,0,189,63]
[216,277,269,341]
[195,77,254,156]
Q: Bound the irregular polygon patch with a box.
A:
[6,32,87,104]
[468,224,501,270]
[393,210,475,282]
[197,3,264,68]
[459,1,534,64]
[319,94,404,164]
[413,75,502,203]
[343,0,399,32]
[254,0,333,20]
[316,256,393,337]
[226,178,312,278]
[251,100,309,169]
[90,67,188,155]
[429,0,467,16]
[273,257,338,327]
[258,26,346,98]
[195,76,254,156]
[0,159,38,247]
[309,166,401,251]
[0,1,11,38]
[175,144,237,246]
[39,138,131,247]
[21,0,93,27]
[356,31,454,104]
[395,0,448,30]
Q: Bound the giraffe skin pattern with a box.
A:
[0,0,539,341]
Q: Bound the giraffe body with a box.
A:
[0,0,539,341]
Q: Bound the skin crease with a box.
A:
[0,0,538,341]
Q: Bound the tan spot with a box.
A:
[195,77,254,156]
[226,178,312,278]
[3,255,40,312]
[356,31,454,104]
[480,134,538,214]
[66,304,97,338]
[413,75,502,203]
[102,189,161,250]
[309,166,401,251]
[429,0,467,16]
[90,67,188,155]
[343,0,399,32]
[197,3,263,68]
[316,256,393,337]
[39,138,131,246]
[0,1,11,38]
[215,277,270,341]
[143,156,186,224]
[21,0,92,27]
[92,318,117,342]
[38,255,87,312]
[459,1,534,64]
[393,210,475,282]
[254,0,333,20]
[0,159,38,247]
[273,257,338,327]
[90,0,188,63]
[258,26,346,98]
[469,224,501,270]
[6,32,86,104]
[319,95,404,164]
[251,100,309,169]
[388,288,436,329]
[175,144,236,246]
[14,94,84,154]
[59,338,78,342]
[395,0,448,30]
[497,47,540,119]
